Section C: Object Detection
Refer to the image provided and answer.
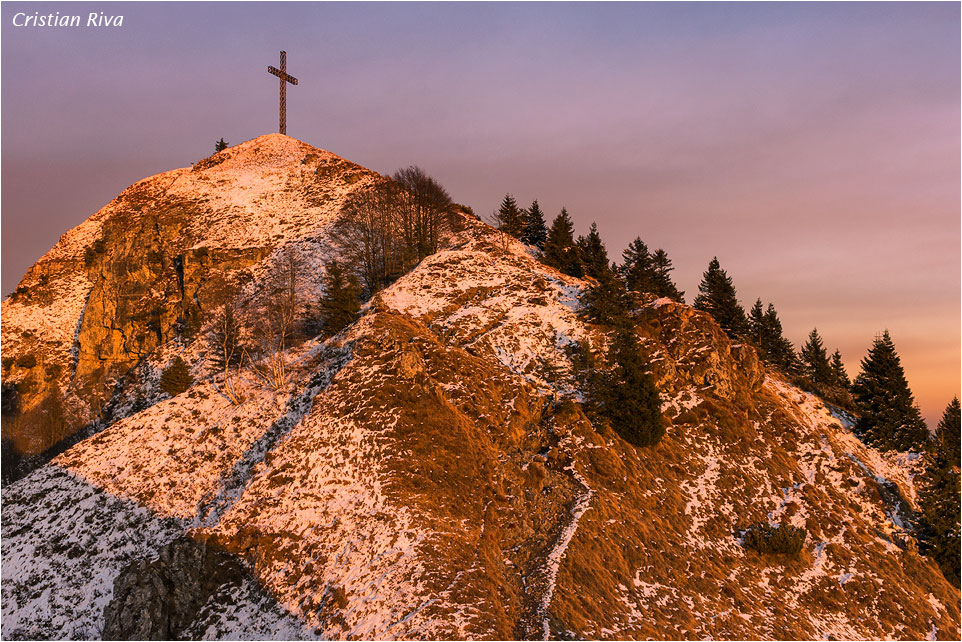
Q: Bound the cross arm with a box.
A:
[268,66,298,85]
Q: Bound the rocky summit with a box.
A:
[2,135,959,640]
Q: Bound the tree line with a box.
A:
[492,195,957,585]
[492,194,682,450]
[683,253,958,586]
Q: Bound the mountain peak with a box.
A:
[196,133,341,173]
[2,138,959,639]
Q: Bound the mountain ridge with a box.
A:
[1,136,959,640]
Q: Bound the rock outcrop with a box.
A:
[103,536,249,640]
[2,135,380,456]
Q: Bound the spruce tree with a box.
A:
[830,350,850,389]
[762,304,799,372]
[748,299,766,347]
[160,356,193,396]
[522,200,548,250]
[936,397,961,467]
[580,267,631,327]
[748,299,798,372]
[621,238,656,294]
[650,249,684,302]
[800,328,833,387]
[319,260,362,337]
[577,222,610,280]
[589,328,665,448]
[495,194,525,239]
[851,331,929,452]
[693,257,747,339]
[917,397,961,586]
[542,208,582,277]
[215,138,229,153]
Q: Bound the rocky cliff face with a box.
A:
[2,135,377,455]
[2,136,959,640]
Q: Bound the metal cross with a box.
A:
[267,51,298,135]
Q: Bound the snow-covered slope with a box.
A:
[2,137,958,640]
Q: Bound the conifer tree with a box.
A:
[580,267,631,327]
[577,222,610,280]
[495,194,525,239]
[542,208,582,277]
[800,328,833,387]
[762,304,799,372]
[936,397,961,467]
[319,260,362,337]
[522,200,548,250]
[747,299,798,372]
[650,249,684,302]
[830,350,850,389]
[693,257,747,339]
[160,356,193,397]
[851,331,929,452]
[215,138,229,153]
[588,328,665,448]
[917,397,961,586]
[748,299,766,346]
[621,238,656,294]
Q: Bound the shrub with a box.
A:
[160,357,193,397]
[742,522,806,556]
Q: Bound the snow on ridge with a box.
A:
[379,232,588,395]
[764,376,920,509]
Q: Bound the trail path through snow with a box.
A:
[534,455,594,639]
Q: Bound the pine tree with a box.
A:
[800,328,833,387]
[319,260,362,337]
[650,249,684,302]
[215,138,229,153]
[830,350,850,389]
[620,238,656,294]
[543,208,583,277]
[851,331,930,452]
[160,356,193,396]
[917,398,961,587]
[693,257,747,339]
[522,200,548,250]
[580,267,631,327]
[495,194,525,239]
[577,222,610,280]
[589,328,665,448]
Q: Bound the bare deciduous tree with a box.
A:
[393,165,453,262]
[244,247,304,390]
[210,302,244,404]
[333,180,406,294]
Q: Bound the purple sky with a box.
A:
[2,2,958,424]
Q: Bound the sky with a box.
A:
[2,2,958,425]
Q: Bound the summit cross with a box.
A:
[267,50,298,135]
